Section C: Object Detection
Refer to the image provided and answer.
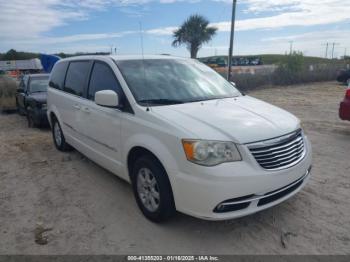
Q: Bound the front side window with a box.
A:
[115,59,241,106]
[28,77,49,93]
[49,62,68,90]
[88,62,122,101]
[64,61,90,96]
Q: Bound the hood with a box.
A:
[152,96,300,144]
[28,92,47,104]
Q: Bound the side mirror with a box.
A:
[17,88,24,93]
[230,82,236,88]
[95,90,119,107]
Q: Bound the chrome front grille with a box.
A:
[247,129,305,170]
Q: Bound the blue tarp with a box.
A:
[40,54,60,73]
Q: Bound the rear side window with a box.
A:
[64,61,90,96]
[49,62,68,90]
[87,62,122,101]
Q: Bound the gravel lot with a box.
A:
[0,81,349,255]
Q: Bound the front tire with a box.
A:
[26,107,38,128]
[52,118,72,151]
[131,155,176,222]
[17,100,25,116]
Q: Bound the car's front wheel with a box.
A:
[52,118,72,151]
[131,155,176,222]
[26,106,38,128]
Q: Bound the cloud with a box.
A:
[146,27,178,35]
[1,0,349,56]
[0,0,189,41]
[147,0,350,34]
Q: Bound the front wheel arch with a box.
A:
[130,152,176,222]
[127,147,166,180]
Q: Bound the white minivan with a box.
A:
[47,55,312,222]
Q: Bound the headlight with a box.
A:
[182,139,241,166]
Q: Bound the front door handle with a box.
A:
[73,104,81,110]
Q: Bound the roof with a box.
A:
[0,59,43,71]
[27,73,50,78]
[57,54,190,63]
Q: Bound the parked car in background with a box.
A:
[336,69,350,85]
[47,55,312,222]
[339,86,350,121]
[16,74,50,127]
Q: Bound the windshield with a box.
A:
[115,59,241,106]
[29,77,49,93]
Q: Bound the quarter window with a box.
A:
[88,62,122,101]
[64,61,90,96]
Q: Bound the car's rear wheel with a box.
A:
[52,118,72,151]
[131,155,176,222]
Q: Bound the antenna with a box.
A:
[139,21,145,58]
[139,21,150,111]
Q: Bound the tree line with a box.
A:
[0,49,110,61]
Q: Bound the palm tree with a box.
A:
[172,15,218,59]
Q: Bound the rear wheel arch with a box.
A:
[50,112,57,123]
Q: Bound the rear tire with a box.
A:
[52,117,72,151]
[131,155,176,223]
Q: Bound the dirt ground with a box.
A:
[0,81,349,255]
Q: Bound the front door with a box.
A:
[76,61,124,176]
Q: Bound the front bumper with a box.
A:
[170,137,312,220]
[32,108,49,126]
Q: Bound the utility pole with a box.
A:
[227,0,237,81]
[331,42,340,59]
[289,41,294,54]
[322,43,329,58]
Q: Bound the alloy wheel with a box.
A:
[136,167,160,212]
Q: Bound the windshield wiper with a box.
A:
[188,96,237,103]
[138,99,184,105]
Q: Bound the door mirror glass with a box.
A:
[95,90,119,107]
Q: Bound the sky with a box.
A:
[0,0,349,58]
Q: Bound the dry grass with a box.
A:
[0,75,17,111]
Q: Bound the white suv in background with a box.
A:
[47,55,312,222]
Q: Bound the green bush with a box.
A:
[228,52,344,91]
[0,75,17,110]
